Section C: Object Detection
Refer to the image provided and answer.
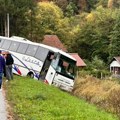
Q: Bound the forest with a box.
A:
[0,0,120,77]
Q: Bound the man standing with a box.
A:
[0,50,5,91]
[5,52,14,81]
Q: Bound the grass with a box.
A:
[4,75,118,120]
[73,76,120,117]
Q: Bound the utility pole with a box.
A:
[7,13,9,37]
[5,13,9,37]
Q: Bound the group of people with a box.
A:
[0,50,14,91]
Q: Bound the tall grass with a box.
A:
[73,76,120,117]
[4,75,118,120]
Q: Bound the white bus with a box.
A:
[0,36,76,91]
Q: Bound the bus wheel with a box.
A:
[27,72,34,78]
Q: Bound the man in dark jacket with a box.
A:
[5,52,14,81]
[0,50,5,91]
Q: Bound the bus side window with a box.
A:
[51,54,60,69]
[17,43,28,54]
[2,40,11,49]
[35,46,49,61]
[0,39,4,47]
[26,45,38,56]
[9,41,20,52]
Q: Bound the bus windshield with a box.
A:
[56,55,76,79]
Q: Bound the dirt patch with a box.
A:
[2,88,14,120]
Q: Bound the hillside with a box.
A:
[4,76,118,120]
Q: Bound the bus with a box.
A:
[0,36,76,92]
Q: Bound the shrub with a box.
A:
[106,87,120,116]
[73,76,120,118]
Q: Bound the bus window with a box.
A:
[51,53,60,69]
[35,46,49,62]
[9,41,20,52]
[0,39,4,47]
[56,55,76,79]
[17,43,28,54]
[2,40,11,49]
[26,45,38,56]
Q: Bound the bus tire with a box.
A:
[27,72,34,78]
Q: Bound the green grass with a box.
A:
[5,75,118,120]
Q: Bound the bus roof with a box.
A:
[0,36,76,61]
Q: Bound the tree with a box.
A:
[0,0,36,37]
[108,0,120,8]
[95,0,108,8]
[72,7,117,63]
[109,11,120,60]
[74,21,95,60]
[0,0,14,36]
[10,0,36,37]
[86,56,107,78]
[29,2,64,42]
[52,0,68,12]
[65,1,78,17]
[53,14,82,52]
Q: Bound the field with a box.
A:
[4,75,118,120]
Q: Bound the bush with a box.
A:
[73,76,120,118]
[107,87,120,116]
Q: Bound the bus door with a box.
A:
[45,53,60,84]
[39,51,54,80]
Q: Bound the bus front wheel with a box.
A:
[27,72,34,78]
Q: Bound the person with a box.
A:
[2,51,7,77]
[5,52,14,81]
[0,50,5,91]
